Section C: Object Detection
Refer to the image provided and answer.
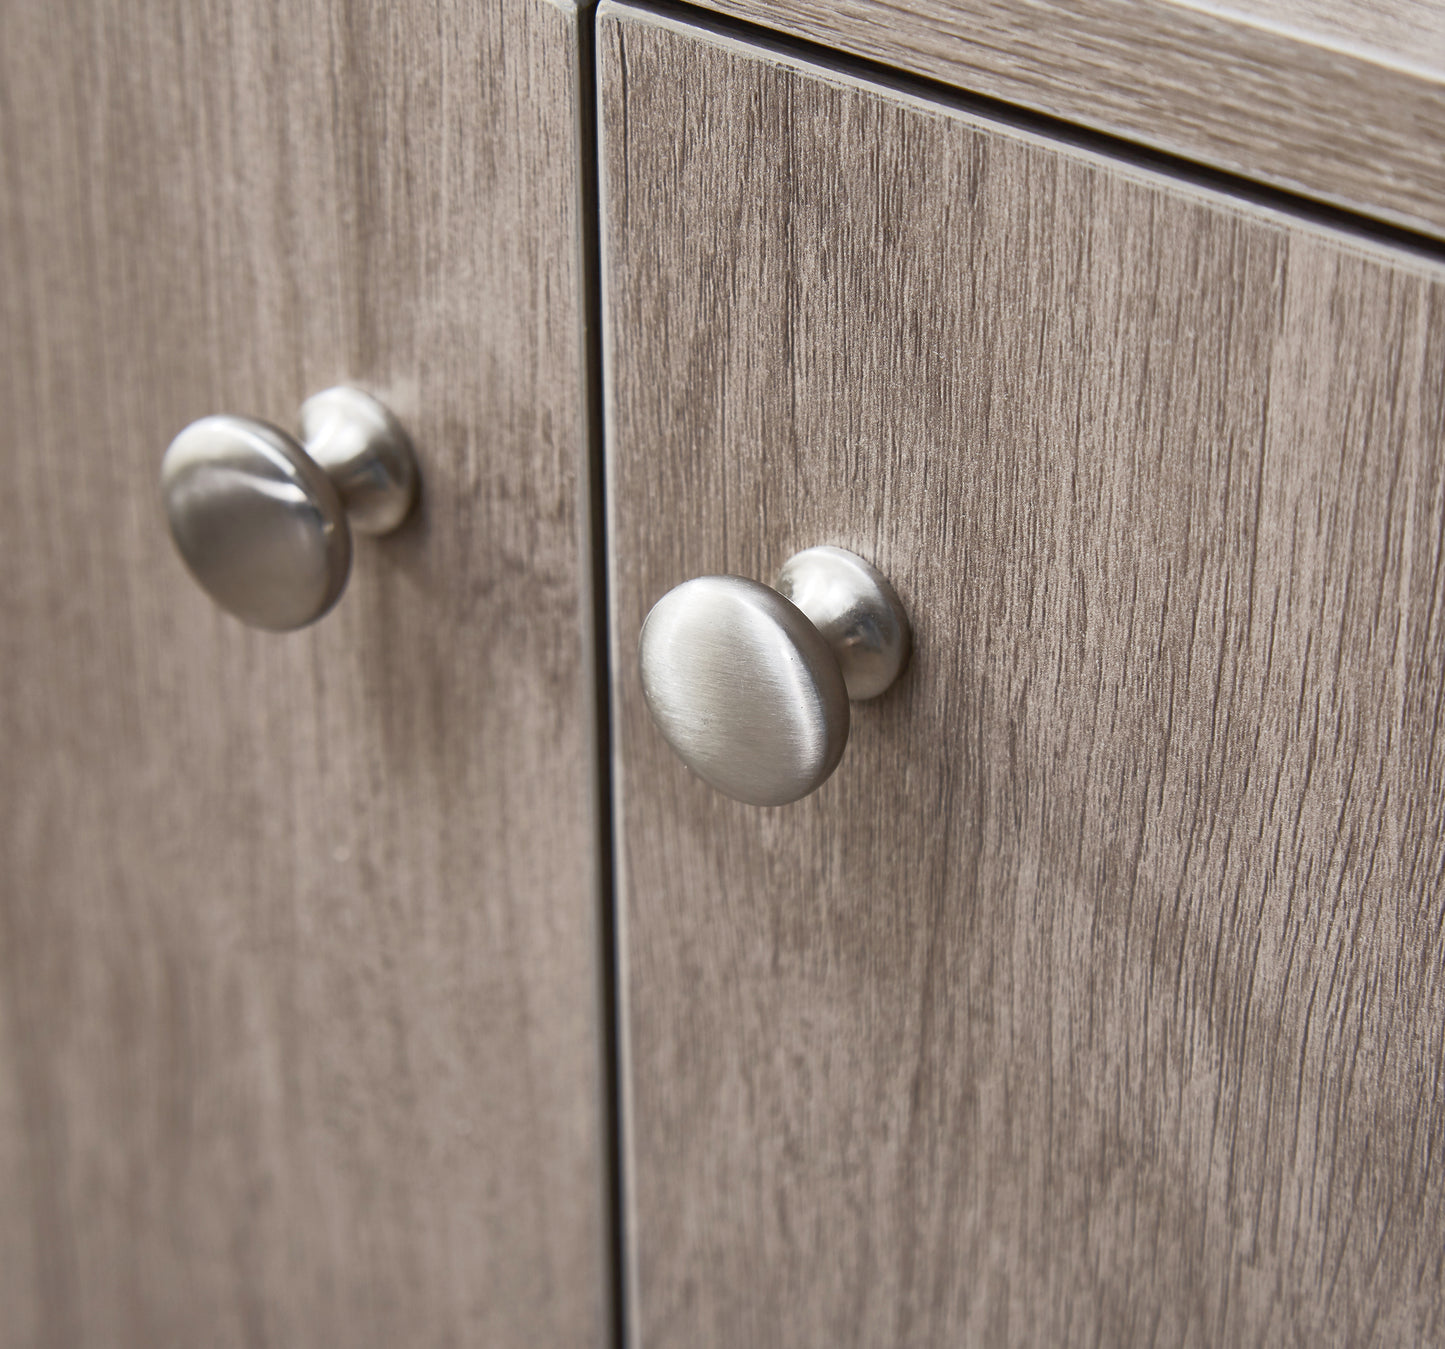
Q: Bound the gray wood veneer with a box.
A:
[0,1,608,1343]
[600,7,1445,1344]
[688,0,1445,239]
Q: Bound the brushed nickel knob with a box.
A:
[160,386,418,630]
[638,546,910,806]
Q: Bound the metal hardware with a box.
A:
[638,546,910,806]
[160,386,417,630]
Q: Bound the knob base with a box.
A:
[300,386,418,536]
[775,546,911,700]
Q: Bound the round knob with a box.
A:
[639,546,911,806]
[160,386,418,630]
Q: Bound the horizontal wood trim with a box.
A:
[685,0,1445,240]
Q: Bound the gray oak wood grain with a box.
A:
[1239,0,1445,64]
[599,6,1445,1345]
[0,0,608,1344]
[684,0,1445,241]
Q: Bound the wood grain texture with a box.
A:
[0,1,608,1345]
[1233,0,1445,65]
[682,0,1445,241]
[599,6,1445,1345]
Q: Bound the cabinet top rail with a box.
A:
[685,0,1445,241]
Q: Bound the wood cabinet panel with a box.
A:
[599,6,1445,1344]
[685,0,1445,241]
[0,1,607,1344]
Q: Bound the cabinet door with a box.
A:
[599,6,1445,1345]
[0,2,606,1344]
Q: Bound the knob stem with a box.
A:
[776,546,911,700]
[300,386,418,536]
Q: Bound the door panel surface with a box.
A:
[599,7,1445,1345]
[0,1,606,1344]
